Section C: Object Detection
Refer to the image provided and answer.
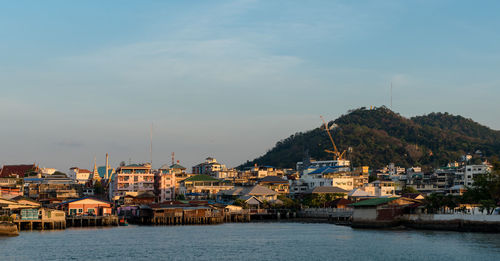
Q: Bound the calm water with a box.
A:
[1,223,500,260]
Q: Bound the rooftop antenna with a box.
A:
[171,152,175,166]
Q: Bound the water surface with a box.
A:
[1,223,500,260]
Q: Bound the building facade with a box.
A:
[112,164,154,199]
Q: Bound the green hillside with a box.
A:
[239,107,500,170]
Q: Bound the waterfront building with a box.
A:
[350,197,420,225]
[155,165,176,202]
[112,163,154,199]
[60,197,112,216]
[179,174,233,199]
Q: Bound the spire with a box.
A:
[92,156,100,181]
[105,153,109,180]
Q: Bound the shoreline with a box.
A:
[0,222,19,237]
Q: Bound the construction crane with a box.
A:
[320,116,346,161]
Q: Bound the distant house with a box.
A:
[11,196,41,208]
[169,163,186,174]
[69,167,93,184]
[217,185,279,205]
[0,164,37,178]
[60,197,112,216]
[258,176,289,194]
[307,186,349,196]
[192,157,227,175]
[123,191,155,205]
[180,174,233,199]
[350,197,420,227]
[401,193,425,200]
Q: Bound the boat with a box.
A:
[119,218,128,226]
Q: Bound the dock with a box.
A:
[66,215,119,227]
[14,219,66,231]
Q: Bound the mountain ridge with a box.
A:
[239,107,500,170]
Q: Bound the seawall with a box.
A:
[352,214,500,233]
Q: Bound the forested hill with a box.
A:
[239,107,500,171]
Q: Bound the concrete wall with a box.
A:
[299,208,353,218]
[352,208,377,221]
[405,214,500,222]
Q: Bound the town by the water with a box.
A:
[1,123,499,237]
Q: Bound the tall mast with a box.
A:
[391,81,393,110]
[150,123,153,167]
[105,153,109,180]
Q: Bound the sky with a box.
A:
[1,0,499,172]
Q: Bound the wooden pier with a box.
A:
[66,215,119,227]
[14,219,66,231]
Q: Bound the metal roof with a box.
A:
[350,197,398,207]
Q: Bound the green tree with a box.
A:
[479,199,496,215]
[401,186,419,194]
[53,171,67,177]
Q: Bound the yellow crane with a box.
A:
[320,116,346,161]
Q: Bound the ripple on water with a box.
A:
[1,223,500,261]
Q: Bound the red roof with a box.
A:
[78,169,91,173]
[0,164,36,178]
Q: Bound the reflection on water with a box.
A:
[1,223,500,260]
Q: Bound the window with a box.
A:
[78,209,83,213]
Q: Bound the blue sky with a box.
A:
[1,0,499,172]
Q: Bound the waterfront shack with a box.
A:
[60,197,112,216]
[350,197,420,228]
[14,208,66,230]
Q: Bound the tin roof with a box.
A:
[350,197,398,207]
